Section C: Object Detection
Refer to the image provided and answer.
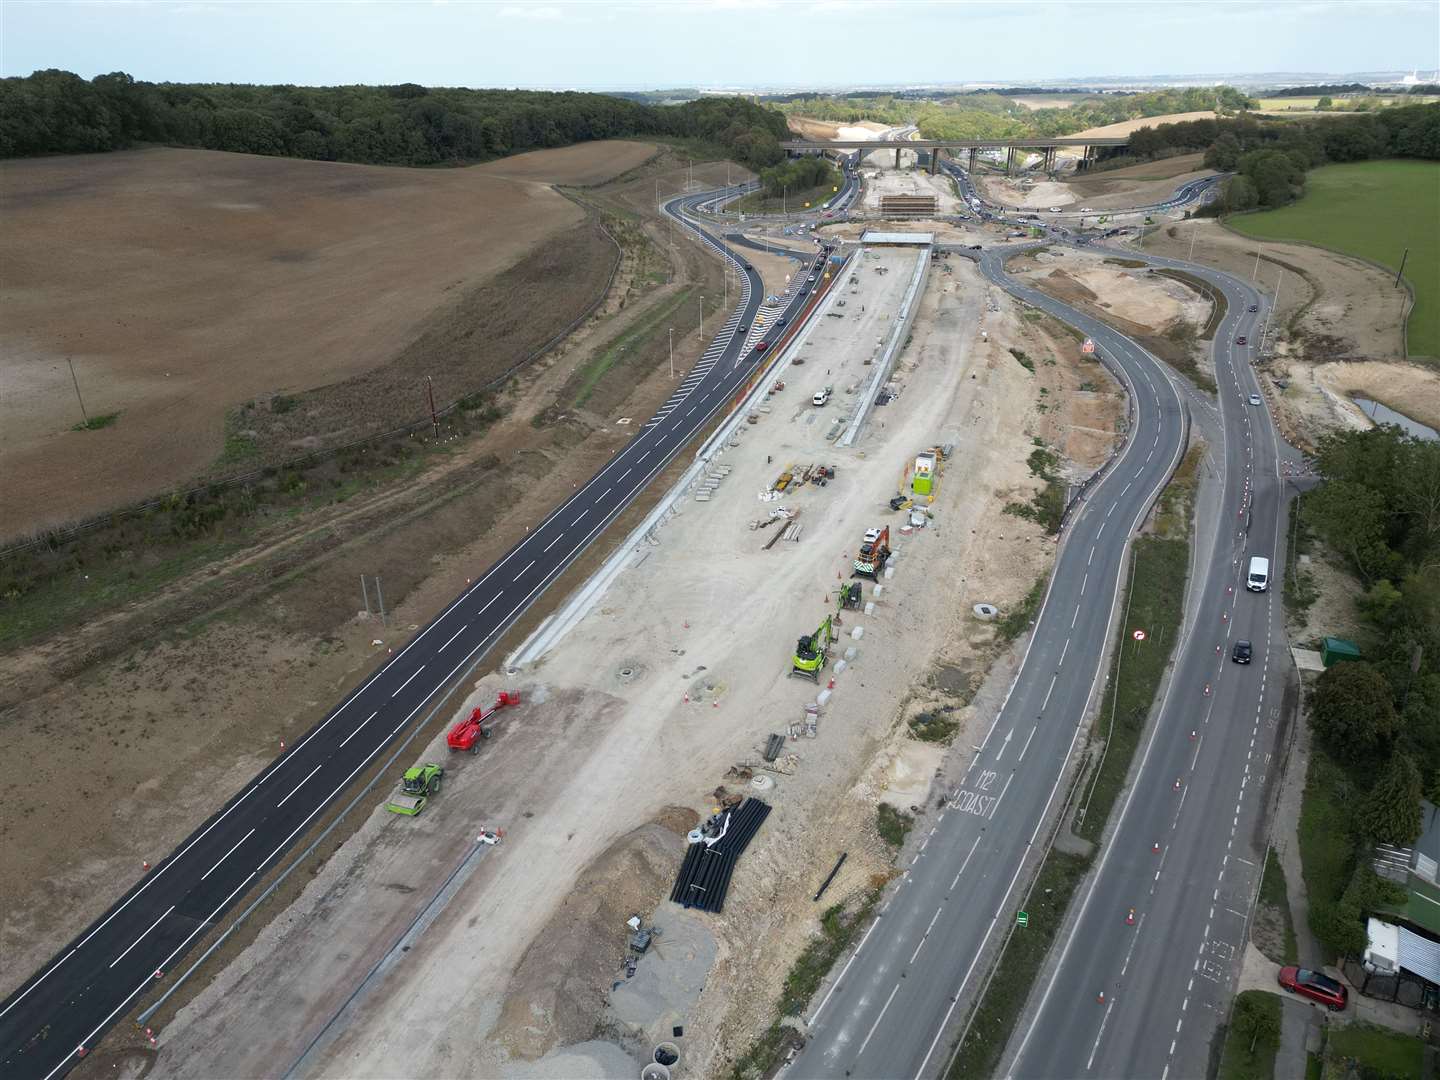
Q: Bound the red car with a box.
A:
[1277,966,1347,1010]
[754,341,770,353]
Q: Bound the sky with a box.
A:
[3,0,1438,89]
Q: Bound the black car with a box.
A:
[1248,304,1259,313]
[1232,640,1253,664]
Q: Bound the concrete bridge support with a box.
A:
[894,147,901,168]
[928,149,939,175]
[1043,146,1056,172]
[1004,145,1016,176]
[968,147,977,171]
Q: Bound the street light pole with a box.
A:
[1251,243,1263,282]
[669,327,675,378]
[698,294,705,343]
[1188,221,1198,262]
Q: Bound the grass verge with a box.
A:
[1296,747,1357,962]
[944,851,1092,1078]
[1074,534,1189,841]
[732,179,841,215]
[1228,160,1439,360]
[997,573,1048,643]
[877,803,916,847]
[1217,990,1281,1080]
[729,886,884,1080]
[572,285,697,406]
[1255,851,1300,965]
[71,411,121,432]
[1325,1023,1425,1079]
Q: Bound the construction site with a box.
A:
[124,192,1126,1078]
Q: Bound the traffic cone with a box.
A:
[154,969,164,980]
[1190,730,1198,740]
[280,739,286,751]
[827,677,835,689]
[143,860,150,872]
[1174,777,1182,790]
[1152,841,1161,854]
[1125,908,1135,926]
[1097,991,1105,1004]
[1203,683,1211,696]
[683,693,690,704]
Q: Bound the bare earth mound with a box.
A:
[473,140,657,185]
[0,147,591,534]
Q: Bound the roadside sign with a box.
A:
[1132,629,1147,641]
[1017,911,1029,928]
[1082,339,1096,354]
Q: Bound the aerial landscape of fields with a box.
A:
[2,5,1439,1080]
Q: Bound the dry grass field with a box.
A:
[0,143,654,536]
[1063,110,1218,138]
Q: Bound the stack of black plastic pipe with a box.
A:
[670,798,772,913]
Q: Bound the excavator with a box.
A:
[790,615,836,682]
[852,526,891,580]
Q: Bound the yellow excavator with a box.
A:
[790,615,836,682]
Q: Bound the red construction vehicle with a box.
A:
[852,526,891,580]
[446,691,520,754]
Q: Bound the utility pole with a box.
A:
[425,375,439,437]
[1260,269,1284,352]
[67,357,89,426]
[1188,221,1198,262]
[375,575,387,627]
[698,294,705,343]
[669,327,675,378]
[1251,243,1263,282]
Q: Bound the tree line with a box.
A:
[757,155,840,199]
[1105,105,1440,211]
[1299,425,1440,955]
[0,69,791,170]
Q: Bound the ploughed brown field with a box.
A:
[0,141,656,537]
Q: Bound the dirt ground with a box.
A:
[974,159,1215,211]
[0,152,745,1001]
[1132,219,1422,449]
[471,139,657,185]
[0,142,655,536]
[1008,245,1215,383]
[860,154,963,215]
[118,250,1122,1079]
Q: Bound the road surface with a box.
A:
[0,189,835,1080]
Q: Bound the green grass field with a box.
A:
[1228,160,1440,359]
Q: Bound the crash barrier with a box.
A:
[838,245,931,448]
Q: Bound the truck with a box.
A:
[852,526,891,580]
[446,690,521,754]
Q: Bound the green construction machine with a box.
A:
[385,762,444,816]
[790,615,836,682]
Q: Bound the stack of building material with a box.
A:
[669,798,772,913]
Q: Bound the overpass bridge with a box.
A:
[781,135,1130,175]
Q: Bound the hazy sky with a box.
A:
[3,0,1437,88]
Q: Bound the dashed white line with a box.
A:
[390,664,426,698]
[513,559,536,582]
[109,905,174,969]
[277,763,323,807]
[201,828,256,881]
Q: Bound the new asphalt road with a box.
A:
[1007,254,1291,1080]
[788,244,1287,1079]
[0,189,834,1080]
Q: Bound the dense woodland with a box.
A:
[1297,426,1440,956]
[0,69,791,169]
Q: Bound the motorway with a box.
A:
[0,188,835,1080]
[1008,254,1289,1080]
[787,243,1286,1077]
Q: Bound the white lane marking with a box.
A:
[1072,605,1081,629]
[1080,572,1089,596]
[544,534,562,552]
[390,665,426,698]
[1059,638,1070,667]
[340,710,379,749]
[277,764,323,807]
[108,905,174,969]
[1042,674,1058,711]
[618,468,631,481]
[858,982,902,1058]
[1019,725,1038,762]
[988,772,1014,819]
[513,560,536,582]
[910,905,945,963]
[201,828,256,881]
[439,624,468,651]
[951,834,983,889]
[1086,999,1115,1071]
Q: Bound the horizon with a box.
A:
[3,0,1437,89]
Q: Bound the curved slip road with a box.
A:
[1007,253,1290,1080]
[0,188,835,1080]
[786,245,1192,1080]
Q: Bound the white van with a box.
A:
[1246,556,1271,592]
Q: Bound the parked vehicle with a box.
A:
[1246,556,1271,592]
[812,386,832,406]
[1278,966,1347,1011]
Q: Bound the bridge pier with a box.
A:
[968,147,977,171]
[928,148,938,175]
[1043,146,1056,173]
[1004,145,1015,176]
[894,147,901,168]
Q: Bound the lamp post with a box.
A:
[698,294,705,343]
[669,327,675,378]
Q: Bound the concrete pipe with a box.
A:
[642,1065,671,1080]
[654,1044,680,1067]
